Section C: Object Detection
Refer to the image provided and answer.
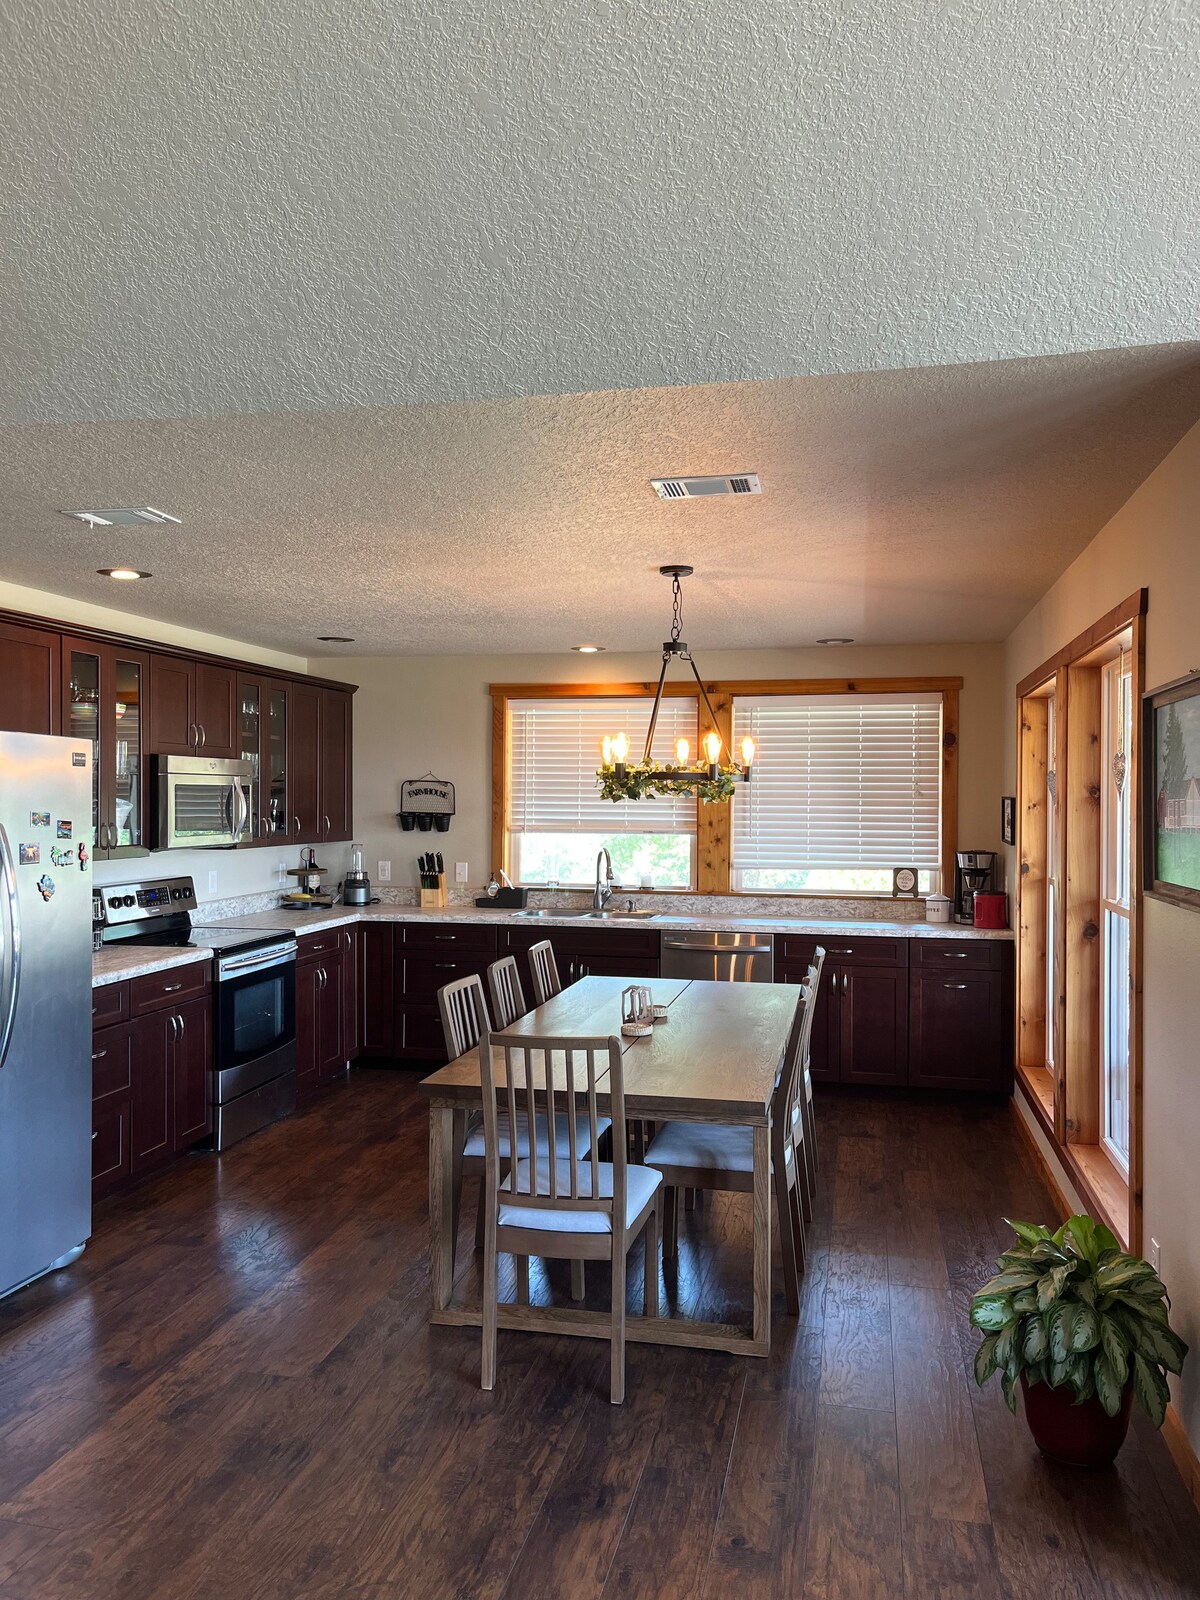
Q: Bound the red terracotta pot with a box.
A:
[1020,1373,1134,1466]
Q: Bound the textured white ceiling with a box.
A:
[1,0,1197,425]
[0,345,1196,653]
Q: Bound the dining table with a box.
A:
[418,974,804,1357]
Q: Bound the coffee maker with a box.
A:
[954,850,996,924]
[343,841,375,906]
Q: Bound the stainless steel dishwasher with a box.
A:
[660,929,775,983]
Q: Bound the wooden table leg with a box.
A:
[752,1121,771,1354]
[429,1101,457,1312]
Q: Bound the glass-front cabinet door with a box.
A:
[237,674,290,842]
[63,638,150,857]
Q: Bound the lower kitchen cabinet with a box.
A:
[397,924,498,1062]
[785,958,908,1085]
[357,923,396,1058]
[296,939,347,1094]
[500,926,659,1000]
[908,949,1012,1092]
[172,998,213,1147]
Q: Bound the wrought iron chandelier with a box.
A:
[597,565,754,804]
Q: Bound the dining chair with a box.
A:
[528,939,562,1005]
[793,948,826,1218]
[644,986,811,1315]
[478,1029,662,1403]
[487,954,527,1029]
[436,973,609,1296]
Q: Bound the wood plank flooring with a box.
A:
[0,1069,1198,1599]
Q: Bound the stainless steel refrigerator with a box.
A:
[0,731,94,1298]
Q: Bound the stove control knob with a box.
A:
[122,895,136,908]
[108,897,120,908]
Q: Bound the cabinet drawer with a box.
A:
[402,953,492,997]
[400,923,499,956]
[911,939,1004,970]
[298,930,344,962]
[501,926,660,960]
[778,934,908,968]
[92,1024,133,1099]
[130,961,211,1016]
[92,982,130,1028]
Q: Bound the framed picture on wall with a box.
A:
[1144,670,1200,911]
[1000,795,1016,846]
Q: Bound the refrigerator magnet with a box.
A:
[78,843,89,872]
[18,844,40,865]
[51,846,75,867]
[36,874,55,901]
[30,811,50,828]
[56,820,72,839]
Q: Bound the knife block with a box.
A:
[419,874,449,909]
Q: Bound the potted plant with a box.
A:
[970,1215,1188,1466]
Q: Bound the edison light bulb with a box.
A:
[703,730,721,765]
[613,730,629,763]
[601,735,613,766]
[675,736,690,766]
[741,735,756,767]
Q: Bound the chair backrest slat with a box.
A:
[487,955,527,1029]
[528,940,562,1006]
[437,972,491,1061]
[479,1030,625,1232]
[788,946,826,1132]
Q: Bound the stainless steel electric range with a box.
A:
[98,875,297,1150]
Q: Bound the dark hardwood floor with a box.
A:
[1,1070,1198,1599]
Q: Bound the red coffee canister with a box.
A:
[973,892,1008,929]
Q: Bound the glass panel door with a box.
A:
[240,680,262,838]
[265,684,289,837]
[112,654,145,850]
[66,647,101,853]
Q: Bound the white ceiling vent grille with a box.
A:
[62,506,182,528]
[650,473,761,501]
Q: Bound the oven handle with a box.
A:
[217,947,296,981]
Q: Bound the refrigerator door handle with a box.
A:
[0,823,22,1072]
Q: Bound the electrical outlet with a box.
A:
[277,859,289,886]
[206,869,218,895]
[1150,1238,1161,1274]
[377,859,392,882]
[455,861,469,883]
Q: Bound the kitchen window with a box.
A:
[506,695,698,889]
[730,693,943,893]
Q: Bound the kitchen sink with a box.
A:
[512,909,592,919]
[584,909,659,920]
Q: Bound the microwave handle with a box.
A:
[228,778,248,842]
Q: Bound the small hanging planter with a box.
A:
[397,772,455,833]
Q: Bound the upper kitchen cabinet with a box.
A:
[289,684,353,843]
[62,637,151,857]
[0,620,61,735]
[149,656,237,758]
[237,672,293,842]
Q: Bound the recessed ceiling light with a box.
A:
[97,567,151,581]
[316,635,355,643]
[67,507,181,527]
[816,636,854,645]
[572,644,605,653]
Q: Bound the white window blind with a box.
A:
[732,694,942,871]
[510,697,699,834]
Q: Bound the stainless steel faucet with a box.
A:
[593,847,615,910]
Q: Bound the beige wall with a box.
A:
[1003,415,1200,1452]
[333,641,1006,896]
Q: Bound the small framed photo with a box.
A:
[1001,795,1016,846]
[1145,670,1200,911]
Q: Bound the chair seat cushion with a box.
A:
[644,1120,753,1174]
[462,1110,612,1162]
[498,1160,662,1234]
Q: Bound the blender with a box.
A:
[343,841,374,906]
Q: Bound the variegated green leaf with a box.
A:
[970,1295,1016,1332]
[1132,1353,1170,1428]
[1099,1314,1130,1378]
[1012,1289,1039,1315]
[1064,1215,1100,1265]
[1074,1277,1097,1307]
[973,1333,1000,1387]
[1095,1224,1121,1255]
[1071,1362,1095,1404]
[1049,1356,1074,1388]
[1005,1219,1053,1247]
[1094,1351,1125,1418]
[1122,1316,1188,1376]
[1022,1313,1049,1364]
[1037,1264,1072,1311]
[976,1270,1041,1298]
[1096,1257,1157,1294]
[1001,1368,1018,1414]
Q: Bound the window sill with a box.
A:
[1015,1066,1130,1249]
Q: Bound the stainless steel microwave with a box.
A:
[152,755,254,849]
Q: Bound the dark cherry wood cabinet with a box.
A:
[296,936,348,1095]
[149,655,237,758]
[172,997,213,1147]
[91,1019,134,1198]
[499,924,659,998]
[0,619,60,734]
[397,923,499,1062]
[62,637,151,857]
[319,688,353,842]
[129,1011,174,1174]
[836,964,909,1086]
[289,683,322,842]
[340,928,359,1062]
[357,924,396,1058]
[909,942,1012,1092]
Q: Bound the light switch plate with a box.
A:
[377,859,392,882]
[455,861,469,883]
[206,869,219,894]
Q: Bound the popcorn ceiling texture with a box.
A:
[0,0,1196,428]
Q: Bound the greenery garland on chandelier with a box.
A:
[597,760,740,805]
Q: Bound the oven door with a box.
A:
[158,770,253,848]
[215,947,297,1099]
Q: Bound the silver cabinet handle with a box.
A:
[162,982,183,994]
[0,824,22,1073]
[943,982,969,990]
[199,724,206,748]
[167,1015,179,1040]
[939,950,968,958]
[176,1012,185,1036]
[294,816,301,834]
[92,1048,107,1061]
[322,814,331,834]
[92,1131,98,1141]
[189,722,198,748]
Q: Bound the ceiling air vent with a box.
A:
[62,506,182,528]
[650,474,761,501]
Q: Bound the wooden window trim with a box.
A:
[490,677,961,899]
[1013,588,1146,1251]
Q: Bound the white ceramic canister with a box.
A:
[925,893,952,924]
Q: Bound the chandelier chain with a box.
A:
[670,574,684,643]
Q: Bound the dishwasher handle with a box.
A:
[662,939,774,953]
